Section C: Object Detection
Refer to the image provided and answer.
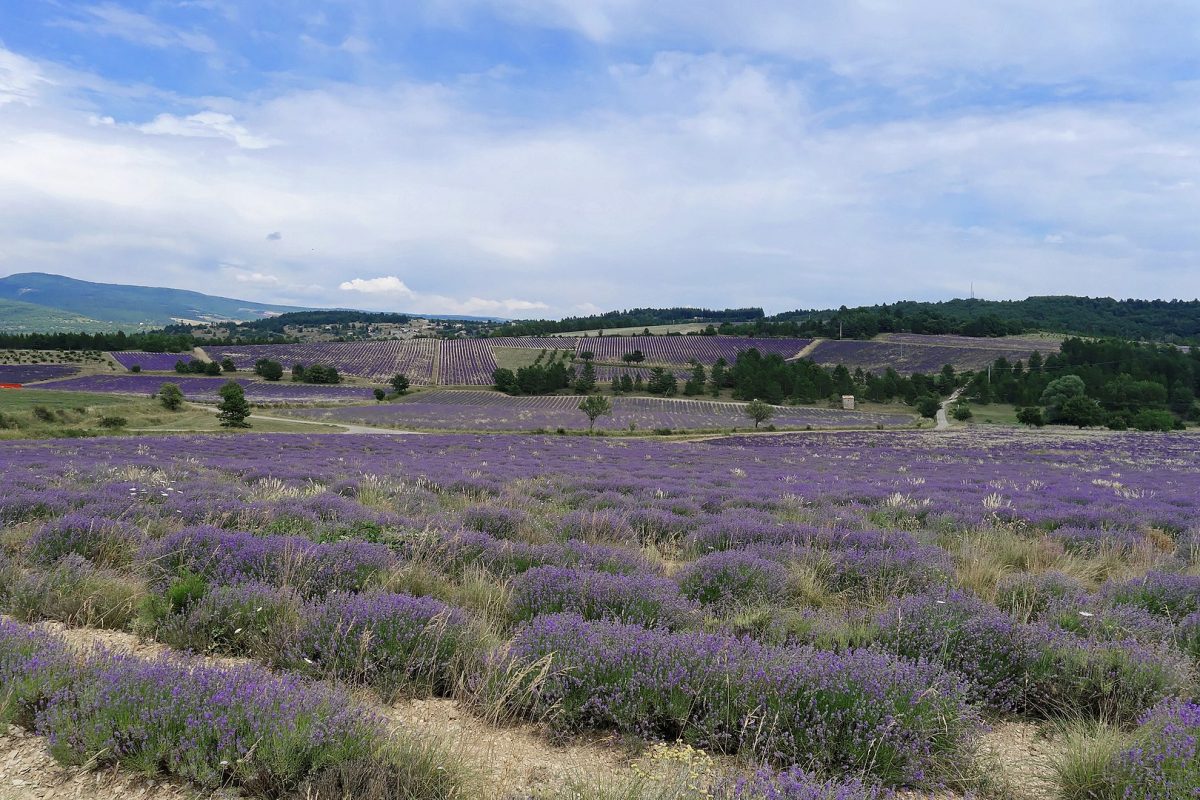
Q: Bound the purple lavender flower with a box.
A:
[675,549,790,609]
[510,566,696,628]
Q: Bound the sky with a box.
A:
[1,2,1199,318]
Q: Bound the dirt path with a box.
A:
[188,403,422,435]
[936,388,964,431]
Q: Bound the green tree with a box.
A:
[744,398,774,429]
[373,388,386,402]
[916,395,940,419]
[1016,406,1045,427]
[302,364,341,384]
[646,367,678,396]
[684,361,707,396]
[158,383,184,411]
[254,359,284,381]
[951,404,973,421]
[708,358,727,397]
[217,381,251,428]
[1131,409,1175,431]
[390,373,410,394]
[1058,395,1105,428]
[174,360,189,374]
[220,357,236,372]
[574,359,597,393]
[1040,375,1087,421]
[203,360,222,376]
[492,367,516,393]
[619,374,634,393]
[578,394,612,432]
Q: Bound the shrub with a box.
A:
[142,526,397,597]
[0,618,78,728]
[720,766,890,800]
[675,550,789,609]
[34,637,465,798]
[995,570,1087,623]
[819,544,953,602]
[1103,571,1200,617]
[7,554,142,629]
[510,566,696,628]
[878,592,1048,713]
[27,513,141,568]
[1109,699,1200,798]
[878,592,1188,722]
[155,581,300,659]
[460,505,528,538]
[32,405,54,422]
[497,613,980,787]
[288,591,480,700]
[98,415,127,429]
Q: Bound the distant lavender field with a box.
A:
[581,335,810,365]
[34,374,377,403]
[207,340,436,383]
[807,337,1061,375]
[287,390,913,431]
[109,351,194,371]
[0,364,79,383]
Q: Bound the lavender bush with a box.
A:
[675,550,790,609]
[287,590,481,700]
[142,525,397,596]
[1107,699,1200,798]
[28,512,142,568]
[499,613,980,787]
[510,566,697,628]
[719,766,890,800]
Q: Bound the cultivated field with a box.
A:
[807,336,1061,374]
[33,374,380,403]
[285,390,914,432]
[108,351,196,371]
[203,340,438,383]
[0,429,1196,799]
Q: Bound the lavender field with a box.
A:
[205,340,438,382]
[0,364,79,383]
[807,337,1060,374]
[0,428,1196,798]
[33,373,378,402]
[286,390,913,431]
[108,351,194,370]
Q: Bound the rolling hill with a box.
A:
[0,273,311,331]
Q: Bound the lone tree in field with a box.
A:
[390,373,410,395]
[217,381,251,428]
[158,382,184,411]
[744,398,774,429]
[220,357,236,372]
[578,394,612,433]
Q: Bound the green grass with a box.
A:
[0,389,127,411]
[491,347,577,372]
[0,389,345,438]
[960,403,1023,426]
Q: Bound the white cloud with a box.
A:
[339,276,416,297]
[137,111,277,149]
[59,4,216,53]
[338,276,548,316]
[0,49,52,106]
[1,31,1199,316]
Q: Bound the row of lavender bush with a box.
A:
[0,618,465,799]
